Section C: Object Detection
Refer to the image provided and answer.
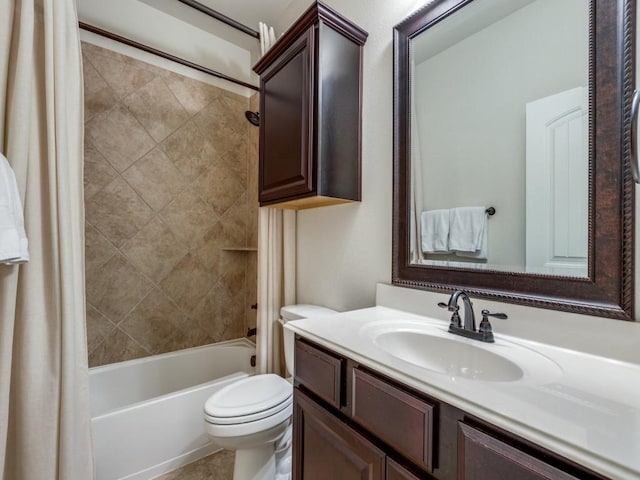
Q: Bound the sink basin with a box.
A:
[374,330,523,382]
[362,320,562,383]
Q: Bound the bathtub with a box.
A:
[90,338,256,480]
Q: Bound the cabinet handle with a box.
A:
[630,89,640,183]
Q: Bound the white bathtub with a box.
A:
[90,338,256,480]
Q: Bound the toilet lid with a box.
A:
[204,374,293,422]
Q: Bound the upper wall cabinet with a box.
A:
[253,2,368,209]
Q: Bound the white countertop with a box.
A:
[285,306,640,480]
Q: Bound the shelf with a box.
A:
[220,247,258,252]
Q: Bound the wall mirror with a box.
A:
[392,0,635,319]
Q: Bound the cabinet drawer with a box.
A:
[352,368,434,471]
[295,339,343,408]
[458,422,580,480]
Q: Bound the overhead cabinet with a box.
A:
[253,2,367,209]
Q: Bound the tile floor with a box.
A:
[155,450,234,479]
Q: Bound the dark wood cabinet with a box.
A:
[387,458,423,480]
[293,336,610,480]
[294,388,385,480]
[457,422,579,480]
[253,2,367,209]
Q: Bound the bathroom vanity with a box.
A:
[286,307,640,480]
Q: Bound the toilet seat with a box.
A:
[204,374,293,426]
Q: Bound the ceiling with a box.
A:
[135,0,295,56]
[195,0,293,32]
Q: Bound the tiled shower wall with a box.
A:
[82,42,258,367]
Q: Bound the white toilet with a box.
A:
[203,304,337,480]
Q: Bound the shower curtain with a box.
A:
[411,101,425,263]
[256,208,296,375]
[0,1,94,479]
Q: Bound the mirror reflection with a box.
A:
[409,0,589,277]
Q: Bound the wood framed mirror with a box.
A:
[392,0,635,320]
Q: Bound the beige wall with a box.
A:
[82,43,258,366]
[274,0,426,311]
[277,1,640,324]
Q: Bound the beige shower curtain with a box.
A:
[0,1,94,479]
[256,208,296,375]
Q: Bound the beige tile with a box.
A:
[191,222,223,273]
[249,92,259,111]
[219,193,248,245]
[155,450,234,480]
[85,177,154,247]
[164,73,223,115]
[190,193,247,273]
[246,203,258,248]
[88,51,157,99]
[159,188,218,248]
[179,325,215,350]
[159,253,216,314]
[193,97,243,137]
[194,164,246,218]
[89,327,150,367]
[193,282,244,341]
[221,89,250,119]
[86,304,117,355]
[86,253,154,324]
[220,252,247,299]
[193,96,250,184]
[84,140,118,200]
[85,223,117,273]
[244,253,258,329]
[86,104,156,172]
[122,77,189,142]
[82,42,170,79]
[121,217,188,283]
[122,148,189,211]
[160,119,220,181]
[218,141,250,185]
[119,288,188,354]
[82,58,118,123]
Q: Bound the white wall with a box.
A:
[414,0,587,268]
[274,0,427,312]
[279,0,640,324]
[77,0,257,94]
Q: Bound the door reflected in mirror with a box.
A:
[409,0,589,277]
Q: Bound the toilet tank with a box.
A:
[279,304,337,378]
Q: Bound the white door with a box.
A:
[525,87,588,276]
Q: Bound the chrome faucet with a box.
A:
[438,290,507,343]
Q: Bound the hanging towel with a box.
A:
[449,206,487,260]
[421,209,450,253]
[0,153,29,264]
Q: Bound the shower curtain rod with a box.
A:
[176,0,260,38]
[78,22,260,92]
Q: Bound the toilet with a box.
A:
[204,304,337,480]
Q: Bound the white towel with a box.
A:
[0,153,29,264]
[449,206,487,260]
[421,209,450,253]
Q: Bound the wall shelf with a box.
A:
[220,247,258,252]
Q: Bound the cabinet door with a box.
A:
[386,458,423,480]
[294,388,385,480]
[259,27,314,204]
[458,423,579,480]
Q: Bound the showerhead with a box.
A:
[245,111,260,126]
